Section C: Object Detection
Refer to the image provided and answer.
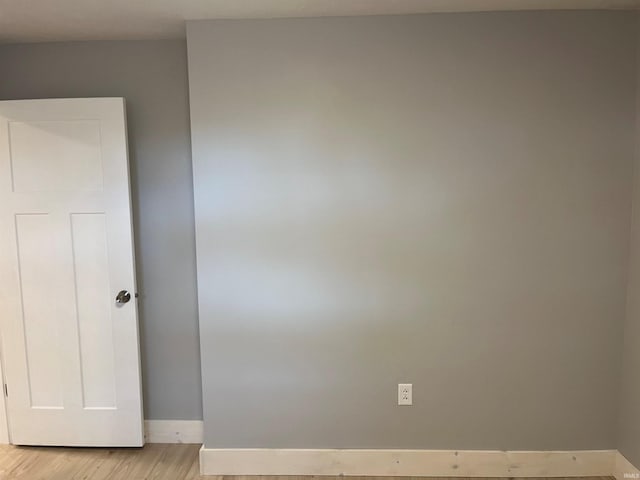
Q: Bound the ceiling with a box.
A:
[1,0,639,43]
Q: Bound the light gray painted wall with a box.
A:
[618,13,640,468]
[0,40,202,421]
[187,11,636,449]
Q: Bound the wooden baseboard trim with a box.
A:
[144,420,203,444]
[199,447,616,477]
[615,452,640,480]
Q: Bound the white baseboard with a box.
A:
[144,420,203,444]
[199,447,616,477]
[615,451,640,480]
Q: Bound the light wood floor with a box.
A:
[0,444,617,480]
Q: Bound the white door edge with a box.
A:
[0,353,9,444]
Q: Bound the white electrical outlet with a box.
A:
[398,383,412,405]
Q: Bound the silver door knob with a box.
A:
[115,290,131,305]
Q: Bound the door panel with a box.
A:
[8,120,104,192]
[0,98,143,446]
[71,213,117,409]
[15,213,65,409]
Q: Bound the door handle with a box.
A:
[115,290,131,305]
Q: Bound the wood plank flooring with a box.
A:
[0,444,617,480]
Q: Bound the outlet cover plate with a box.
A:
[398,383,412,405]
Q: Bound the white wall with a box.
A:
[187,11,637,449]
[617,12,640,469]
[0,40,202,422]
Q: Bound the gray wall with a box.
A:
[0,40,202,421]
[618,13,640,467]
[187,11,636,449]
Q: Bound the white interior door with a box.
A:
[0,98,143,447]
